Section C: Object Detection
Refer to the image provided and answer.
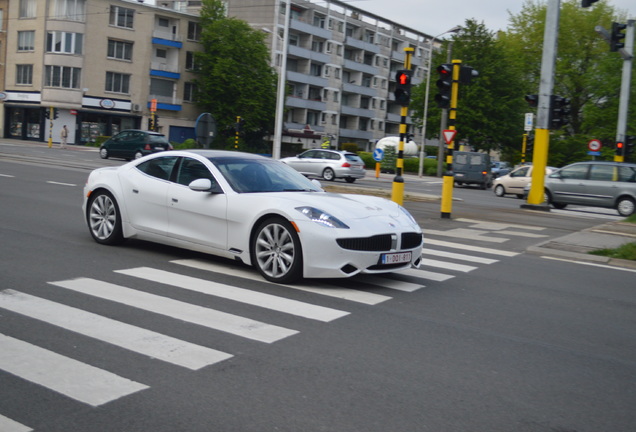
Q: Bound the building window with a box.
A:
[184,82,197,102]
[150,78,174,99]
[44,65,81,89]
[17,31,35,51]
[105,72,130,94]
[156,48,167,59]
[187,21,201,41]
[19,0,36,18]
[310,63,322,77]
[51,0,86,21]
[186,51,196,70]
[107,39,133,60]
[109,5,134,29]
[16,65,33,85]
[46,31,83,54]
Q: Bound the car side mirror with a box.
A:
[189,178,223,194]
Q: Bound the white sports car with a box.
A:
[83,150,423,284]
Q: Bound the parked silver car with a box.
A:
[280,149,366,183]
[544,161,636,216]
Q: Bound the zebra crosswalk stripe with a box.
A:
[421,248,499,264]
[0,414,32,432]
[171,259,392,305]
[0,333,148,407]
[115,267,349,322]
[424,239,519,257]
[49,278,298,343]
[0,290,233,370]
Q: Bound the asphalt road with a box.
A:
[1,142,635,432]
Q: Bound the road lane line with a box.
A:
[0,290,232,370]
[171,259,391,305]
[116,267,349,322]
[0,415,32,432]
[419,258,478,273]
[0,333,148,407]
[49,278,298,343]
[396,268,455,282]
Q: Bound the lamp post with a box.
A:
[272,0,291,160]
[418,26,462,177]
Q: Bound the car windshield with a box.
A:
[211,157,322,193]
[344,154,363,163]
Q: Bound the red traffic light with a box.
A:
[617,142,624,149]
[395,70,412,86]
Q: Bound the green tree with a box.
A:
[194,0,277,150]
[411,20,527,156]
[500,0,635,165]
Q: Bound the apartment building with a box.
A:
[224,0,434,151]
[1,0,201,145]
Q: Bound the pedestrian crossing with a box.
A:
[0,229,525,431]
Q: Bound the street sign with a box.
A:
[443,129,457,145]
[373,148,384,162]
[524,113,534,131]
[587,139,602,152]
[150,99,157,112]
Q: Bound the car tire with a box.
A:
[134,150,144,159]
[345,177,356,183]
[616,196,635,217]
[251,217,303,284]
[322,168,336,181]
[494,184,505,197]
[516,194,524,199]
[99,148,109,159]
[86,190,124,245]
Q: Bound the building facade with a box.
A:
[225,0,434,151]
[1,0,201,145]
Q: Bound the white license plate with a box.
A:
[381,252,412,264]
[455,173,464,177]
[154,146,164,150]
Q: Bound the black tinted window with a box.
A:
[136,156,178,180]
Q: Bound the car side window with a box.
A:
[560,165,588,180]
[618,166,636,183]
[589,164,616,181]
[136,156,178,181]
[176,158,216,186]
[301,150,317,159]
[512,167,529,177]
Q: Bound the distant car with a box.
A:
[83,150,422,284]
[280,149,366,183]
[543,161,636,216]
[99,130,172,161]
[493,165,556,199]
[453,151,492,189]
[491,161,511,178]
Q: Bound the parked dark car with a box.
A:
[99,130,172,161]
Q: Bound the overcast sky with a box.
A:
[358,0,636,37]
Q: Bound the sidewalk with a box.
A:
[527,221,636,269]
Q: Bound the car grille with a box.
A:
[401,232,423,249]
[336,232,422,252]
[337,234,392,251]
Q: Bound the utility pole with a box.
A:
[523,0,560,210]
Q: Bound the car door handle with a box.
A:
[132,189,139,194]
[172,198,178,203]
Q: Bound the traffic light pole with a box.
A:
[524,0,560,210]
[440,60,461,219]
[614,20,634,163]
[391,47,414,205]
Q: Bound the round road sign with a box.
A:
[588,139,602,152]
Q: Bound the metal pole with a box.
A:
[392,48,414,205]
[436,42,454,177]
[272,0,290,160]
[525,0,560,208]
[615,19,634,162]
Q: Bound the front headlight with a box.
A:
[296,207,350,229]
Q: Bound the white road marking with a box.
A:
[419,258,478,273]
[49,278,297,343]
[421,248,499,264]
[116,267,349,322]
[171,259,392,305]
[396,268,455,282]
[0,415,32,432]
[46,181,76,187]
[0,290,232,370]
[0,333,148,407]
[424,238,519,257]
[541,256,636,273]
[422,228,508,243]
[349,274,425,292]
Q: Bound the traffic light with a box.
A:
[393,69,412,107]
[44,109,50,119]
[616,141,625,158]
[610,22,626,52]
[549,95,570,129]
[459,66,479,84]
[525,94,539,108]
[581,0,599,7]
[53,108,59,119]
[153,114,159,131]
[626,136,635,157]
[435,64,453,109]
[148,116,155,131]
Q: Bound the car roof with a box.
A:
[181,149,270,160]
[118,129,165,136]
